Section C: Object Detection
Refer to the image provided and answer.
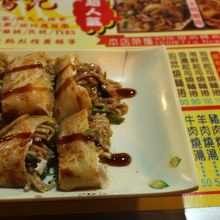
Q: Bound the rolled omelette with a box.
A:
[0,114,56,192]
[2,52,54,119]
[54,54,92,123]
[57,109,108,191]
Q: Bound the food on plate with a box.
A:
[74,59,135,125]
[55,54,135,191]
[58,108,132,191]
[115,0,191,32]
[2,52,54,119]
[54,53,134,125]
[0,114,56,192]
[0,51,136,192]
[57,109,108,191]
[54,54,92,123]
[197,0,220,28]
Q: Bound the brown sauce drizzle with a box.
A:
[0,132,33,143]
[3,84,53,99]
[4,63,43,75]
[55,78,72,98]
[58,133,98,146]
[116,88,137,99]
[101,153,132,167]
[76,75,136,99]
[58,133,131,167]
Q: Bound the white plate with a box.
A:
[0,46,198,201]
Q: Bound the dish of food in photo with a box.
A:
[0,48,198,201]
[115,0,192,32]
[197,0,220,28]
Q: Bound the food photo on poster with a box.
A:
[114,0,220,32]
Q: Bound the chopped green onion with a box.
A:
[107,112,124,124]
[92,107,107,114]
[170,156,182,168]
[92,107,124,124]
[148,179,169,189]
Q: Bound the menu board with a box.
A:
[0,0,220,209]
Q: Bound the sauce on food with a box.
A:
[116,88,137,98]
[3,84,52,99]
[58,133,132,167]
[4,63,44,75]
[0,132,33,143]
